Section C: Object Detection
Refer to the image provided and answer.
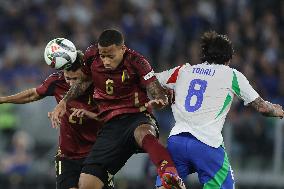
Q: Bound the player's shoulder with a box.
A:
[157,64,188,84]
[84,44,99,66]
[230,67,245,77]
[85,44,98,56]
[175,63,191,75]
[40,71,65,88]
[230,67,250,84]
[125,48,143,58]
[125,48,149,65]
[46,71,64,81]
[181,63,191,69]
[231,67,241,73]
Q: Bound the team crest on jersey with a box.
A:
[121,70,130,83]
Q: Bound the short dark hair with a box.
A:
[65,50,84,71]
[200,31,233,65]
[98,29,124,47]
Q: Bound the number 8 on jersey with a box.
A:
[185,79,207,112]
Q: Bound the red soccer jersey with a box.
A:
[36,72,103,159]
[82,45,156,122]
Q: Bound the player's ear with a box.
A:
[121,45,126,53]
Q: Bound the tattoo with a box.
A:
[0,88,42,104]
[63,79,92,102]
[27,89,42,102]
[146,79,168,103]
[249,97,277,117]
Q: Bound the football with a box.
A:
[44,38,77,70]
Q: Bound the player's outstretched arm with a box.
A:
[146,79,169,109]
[0,88,43,104]
[248,97,284,118]
[62,75,93,103]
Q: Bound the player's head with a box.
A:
[200,31,233,65]
[98,29,126,70]
[63,50,84,86]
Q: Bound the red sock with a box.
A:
[142,134,177,175]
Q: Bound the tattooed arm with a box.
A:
[62,76,93,103]
[145,79,169,109]
[248,97,284,118]
[49,73,93,128]
[0,88,43,104]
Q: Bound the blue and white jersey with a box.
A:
[156,62,259,147]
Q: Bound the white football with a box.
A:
[44,38,77,70]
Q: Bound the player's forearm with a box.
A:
[0,88,41,104]
[146,79,169,105]
[63,79,92,102]
[249,97,280,117]
[84,111,99,120]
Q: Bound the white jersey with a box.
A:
[156,62,259,148]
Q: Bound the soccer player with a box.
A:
[0,51,113,189]
[148,31,284,189]
[50,29,186,189]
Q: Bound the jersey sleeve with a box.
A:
[131,56,156,86]
[81,45,98,76]
[36,73,60,96]
[232,69,259,105]
[155,65,184,90]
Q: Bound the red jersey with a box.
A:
[82,45,156,122]
[36,72,103,159]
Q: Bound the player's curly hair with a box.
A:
[200,31,233,65]
[65,50,84,71]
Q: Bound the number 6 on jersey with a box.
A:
[185,79,207,112]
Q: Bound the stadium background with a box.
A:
[0,0,284,188]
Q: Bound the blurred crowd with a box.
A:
[0,0,284,188]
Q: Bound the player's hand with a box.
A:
[47,112,52,118]
[272,103,284,119]
[166,89,174,104]
[145,99,167,110]
[71,108,100,120]
[266,100,284,119]
[49,100,66,128]
[47,112,58,128]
